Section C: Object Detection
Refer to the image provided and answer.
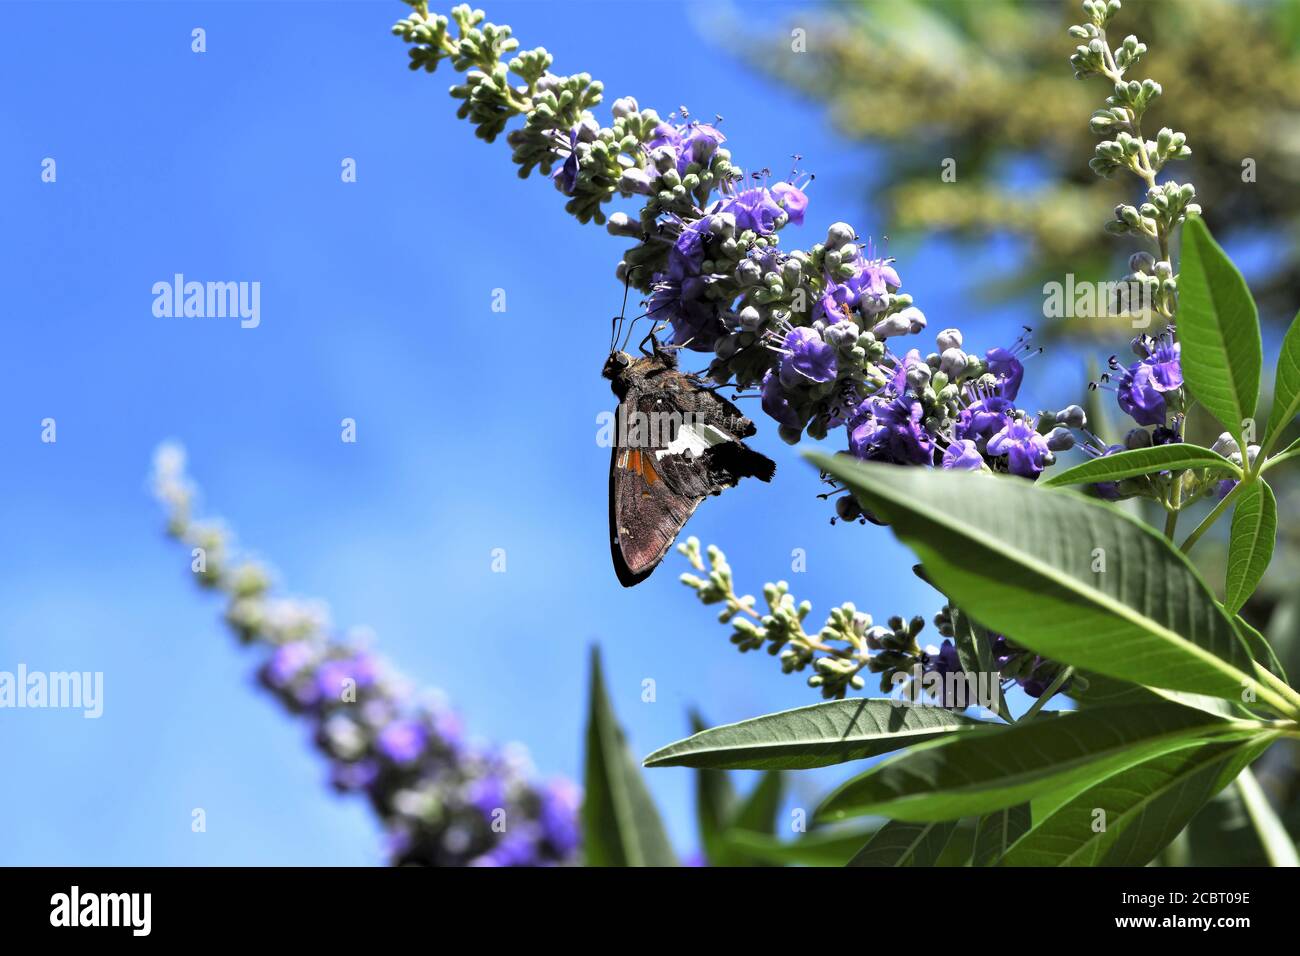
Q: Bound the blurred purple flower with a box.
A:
[377,718,428,764]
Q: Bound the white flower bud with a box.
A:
[710,212,736,237]
[619,167,655,194]
[611,96,639,119]
[1210,432,1240,457]
[936,328,963,351]
[1125,427,1152,450]
[605,212,643,238]
[871,314,912,339]
[939,347,968,379]
[738,306,763,332]
[898,305,926,334]
[735,259,762,286]
[1046,427,1076,451]
[1056,404,1087,429]
[826,222,856,249]
[1128,251,1156,274]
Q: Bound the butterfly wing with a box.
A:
[608,358,775,587]
[608,387,708,587]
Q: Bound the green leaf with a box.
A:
[1069,672,1160,709]
[643,698,987,771]
[847,819,958,867]
[1233,766,1300,867]
[950,608,1008,720]
[817,701,1252,823]
[1265,310,1300,446]
[971,804,1032,866]
[582,647,677,866]
[1235,615,1287,682]
[689,711,737,867]
[1176,216,1262,439]
[1185,777,1268,866]
[1224,480,1277,614]
[723,826,879,867]
[1264,435,1300,471]
[1000,738,1275,866]
[810,456,1266,705]
[732,770,784,834]
[1041,444,1238,488]
[1266,594,1300,680]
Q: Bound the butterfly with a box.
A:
[603,340,775,587]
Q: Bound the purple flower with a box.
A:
[1020,672,1054,698]
[954,396,1015,451]
[986,418,1052,479]
[815,253,901,322]
[668,216,710,280]
[538,779,581,856]
[771,181,808,226]
[680,122,725,169]
[471,831,541,868]
[984,347,1024,401]
[716,187,785,237]
[1148,339,1182,390]
[941,438,984,471]
[1086,443,1127,500]
[330,759,379,792]
[779,327,837,385]
[433,708,465,754]
[849,395,935,465]
[646,121,725,175]
[264,641,315,687]
[376,718,428,764]
[649,215,730,351]
[554,128,579,196]
[921,640,965,708]
[761,368,806,430]
[315,654,379,700]
[1152,425,1181,446]
[923,640,961,676]
[649,280,723,352]
[468,774,508,821]
[1116,361,1168,426]
[1114,331,1182,426]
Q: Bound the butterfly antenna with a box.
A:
[619,300,670,354]
[610,272,634,352]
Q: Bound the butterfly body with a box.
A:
[604,347,775,587]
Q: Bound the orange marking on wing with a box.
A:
[640,453,659,487]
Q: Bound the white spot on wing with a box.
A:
[655,421,733,460]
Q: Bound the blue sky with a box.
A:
[0,0,1075,864]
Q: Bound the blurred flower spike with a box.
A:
[150,443,580,867]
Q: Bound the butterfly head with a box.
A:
[602,350,633,381]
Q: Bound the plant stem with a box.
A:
[1235,767,1300,867]
[1019,667,1075,721]
[1256,664,1300,714]
[1261,443,1300,473]
[1179,479,1245,554]
[1163,508,1179,539]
